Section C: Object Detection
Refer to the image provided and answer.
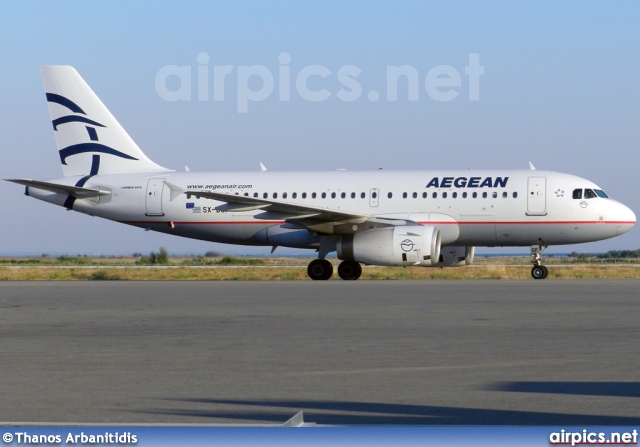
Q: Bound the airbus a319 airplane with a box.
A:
[7,66,636,280]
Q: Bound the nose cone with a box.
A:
[614,202,636,236]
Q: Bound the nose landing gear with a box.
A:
[530,240,549,280]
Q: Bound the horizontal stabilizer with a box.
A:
[5,179,110,199]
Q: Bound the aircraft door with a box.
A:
[527,176,546,215]
[146,178,165,216]
[369,188,379,207]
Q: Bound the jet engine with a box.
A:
[337,225,441,266]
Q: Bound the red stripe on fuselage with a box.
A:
[424,221,634,225]
[120,220,634,226]
[120,220,287,225]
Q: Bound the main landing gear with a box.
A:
[337,260,362,280]
[307,259,362,280]
[307,259,333,280]
[530,240,549,280]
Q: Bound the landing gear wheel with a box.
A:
[530,240,549,280]
[338,261,362,280]
[541,265,549,279]
[531,266,546,280]
[307,259,333,280]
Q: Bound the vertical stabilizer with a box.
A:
[40,66,170,177]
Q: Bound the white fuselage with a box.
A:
[27,168,636,250]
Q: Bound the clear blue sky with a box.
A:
[1,1,638,256]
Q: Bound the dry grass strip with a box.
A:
[1,265,639,281]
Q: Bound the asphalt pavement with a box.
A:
[0,280,638,425]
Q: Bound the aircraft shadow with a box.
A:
[134,394,640,425]
[488,381,640,398]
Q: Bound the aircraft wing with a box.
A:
[5,179,111,199]
[185,190,366,221]
[183,189,416,234]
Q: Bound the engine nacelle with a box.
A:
[435,246,475,267]
[337,225,441,267]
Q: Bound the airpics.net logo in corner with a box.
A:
[155,53,484,113]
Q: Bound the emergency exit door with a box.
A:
[369,188,379,207]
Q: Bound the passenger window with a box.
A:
[283,192,287,199]
[302,192,307,199]
[388,192,393,199]
[432,192,437,199]
[372,192,377,199]
[341,192,346,199]
[492,192,497,198]
[402,192,407,199]
[482,192,487,198]
[412,192,417,199]
[361,192,366,199]
[263,192,268,199]
[452,192,457,198]
[312,192,317,199]
[422,192,427,198]
[462,192,467,198]
[585,189,597,199]
[572,189,583,199]
[513,192,518,198]
[331,192,336,199]
[502,192,507,198]
[442,192,448,198]
[292,192,297,199]
[322,192,327,199]
[273,192,278,199]
[472,192,477,198]
[351,192,356,199]
[254,192,258,198]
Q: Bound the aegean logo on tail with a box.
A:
[46,93,139,165]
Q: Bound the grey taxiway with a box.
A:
[0,280,638,425]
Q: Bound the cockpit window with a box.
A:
[595,189,609,198]
[572,189,582,199]
[584,189,597,199]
